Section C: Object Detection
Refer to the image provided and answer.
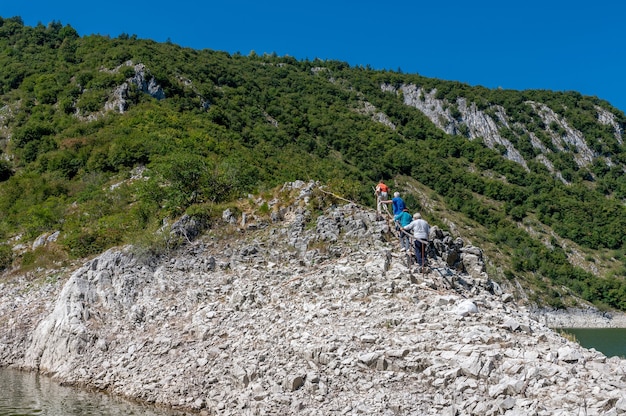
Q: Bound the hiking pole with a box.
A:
[421,241,425,275]
[372,186,381,220]
[419,239,427,276]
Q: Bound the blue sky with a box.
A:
[3,1,626,113]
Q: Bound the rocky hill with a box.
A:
[2,17,626,314]
[1,181,626,415]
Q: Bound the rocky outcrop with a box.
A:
[101,61,211,115]
[597,105,624,145]
[382,83,625,181]
[527,101,596,167]
[393,84,528,169]
[1,181,626,415]
[533,307,626,328]
[104,62,166,113]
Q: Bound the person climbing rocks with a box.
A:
[403,212,430,267]
[374,180,390,219]
[394,207,413,252]
[382,191,406,216]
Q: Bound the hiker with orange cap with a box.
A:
[374,180,390,218]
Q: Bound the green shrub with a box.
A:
[258,202,270,215]
[0,160,13,182]
[0,244,13,271]
[77,89,108,113]
[185,202,223,228]
[61,224,124,258]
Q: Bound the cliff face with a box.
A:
[383,83,624,180]
[1,181,626,415]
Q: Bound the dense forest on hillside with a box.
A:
[1,16,626,310]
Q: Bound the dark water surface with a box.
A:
[560,328,626,359]
[0,368,186,416]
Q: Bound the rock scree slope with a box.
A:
[1,181,626,415]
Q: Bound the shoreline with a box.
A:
[3,186,626,415]
[531,307,626,329]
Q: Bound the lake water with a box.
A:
[559,328,626,359]
[0,368,187,416]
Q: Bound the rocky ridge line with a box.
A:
[382,83,623,179]
[1,180,626,415]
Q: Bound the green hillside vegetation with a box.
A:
[1,16,626,311]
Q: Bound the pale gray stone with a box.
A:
[456,300,478,316]
[557,346,582,363]
[283,375,304,392]
[358,352,379,366]
[2,182,626,415]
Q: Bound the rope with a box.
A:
[318,186,373,212]
[318,186,392,225]
[289,186,470,297]
[318,185,433,276]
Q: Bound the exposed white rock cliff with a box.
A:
[359,101,396,130]
[527,101,595,167]
[104,61,166,114]
[390,83,529,170]
[382,83,625,181]
[1,181,626,415]
[597,105,624,145]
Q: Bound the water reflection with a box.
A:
[559,328,626,359]
[0,368,186,416]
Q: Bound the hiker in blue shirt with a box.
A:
[383,191,406,216]
[394,208,413,252]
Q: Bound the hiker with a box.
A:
[403,212,430,266]
[382,191,406,216]
[394,207,413,252]
[374,180,390,217]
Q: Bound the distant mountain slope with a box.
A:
[0,16,625,310]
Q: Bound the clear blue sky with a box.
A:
[3,1,626,113]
